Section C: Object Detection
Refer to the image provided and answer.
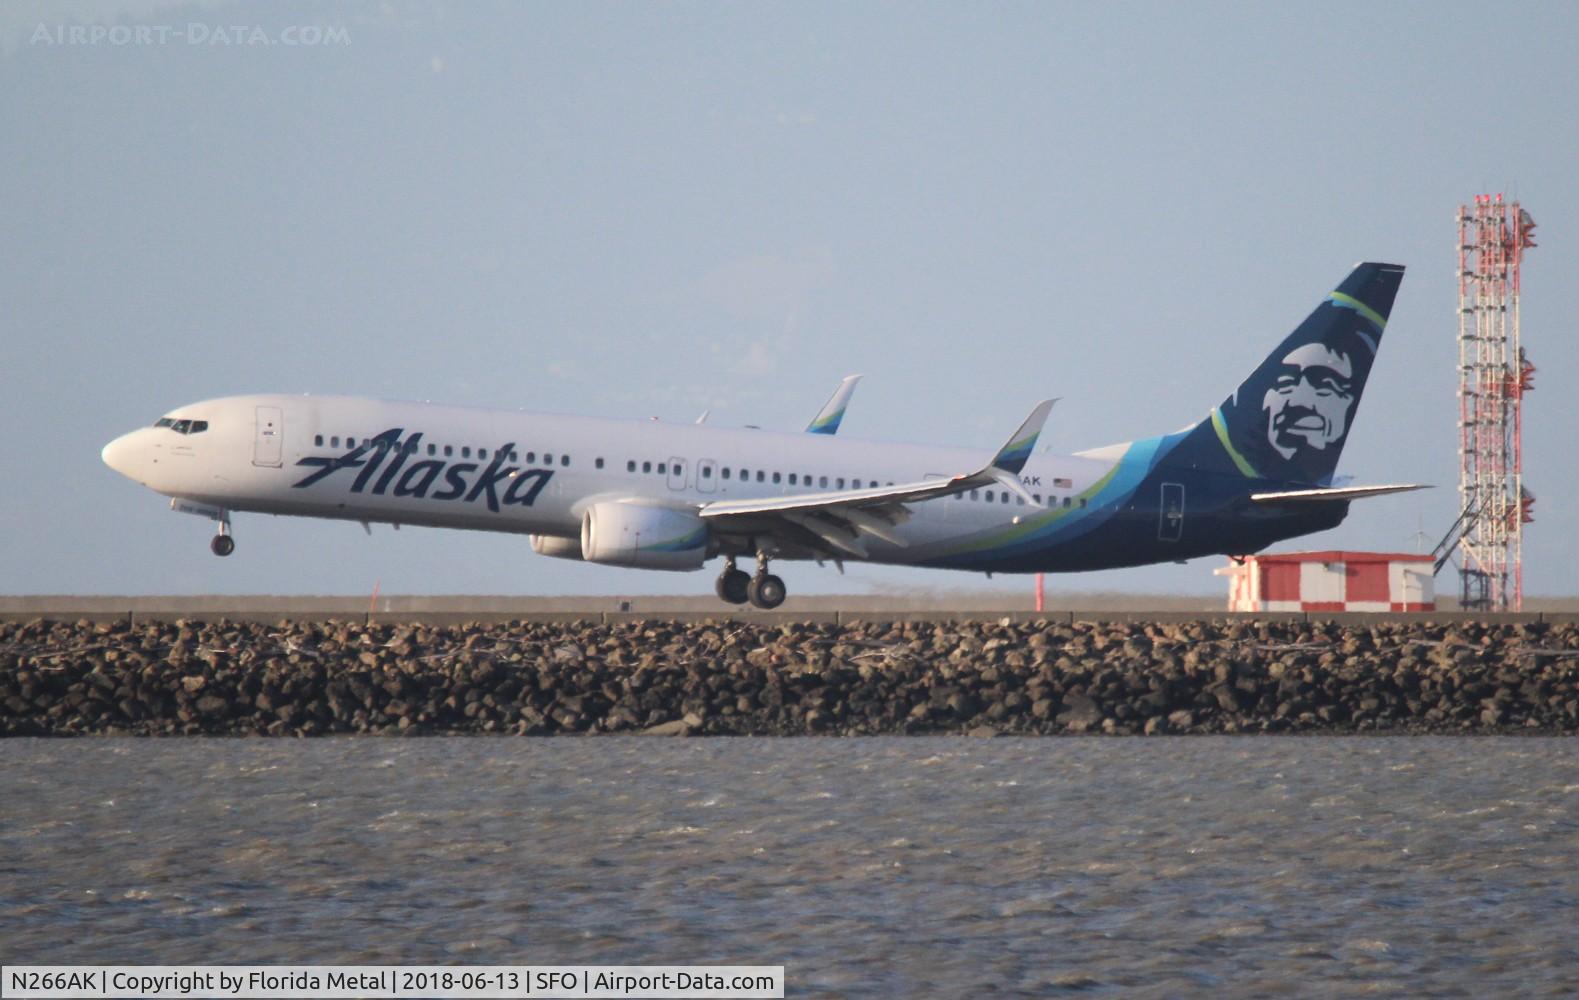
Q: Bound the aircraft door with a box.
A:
[697,459,717,494]
[253,406,283,468]
[667,457,688,491]
[1158,482,1184,542]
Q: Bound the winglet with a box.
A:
[807,375,863,434]
[989,399,1056,476]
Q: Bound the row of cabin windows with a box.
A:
[154,417,209,434]
[615,459,1086,509]
[962,489,1084,509]
[306,435,1085,508]
[624,460,890,490]
[312,434,587,468]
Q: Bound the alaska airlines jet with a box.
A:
[101,263,1421,608]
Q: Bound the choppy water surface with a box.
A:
[2,738,1577,997]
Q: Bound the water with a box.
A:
[2,738,1577,997]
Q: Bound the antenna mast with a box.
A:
[1455,194,1536,611]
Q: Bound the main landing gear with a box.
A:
[715,553,786,609]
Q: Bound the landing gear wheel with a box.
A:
[715,567,751,605]
[747,573,786,610]
[210,534,235,557]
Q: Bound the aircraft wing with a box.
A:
[701,399,1055,558]
[806,375,862,434]
[1250,483,1430,503]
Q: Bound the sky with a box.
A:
[2,0,1575,599]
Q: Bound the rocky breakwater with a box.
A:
[1,618,1577,736]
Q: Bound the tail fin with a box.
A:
[1206,262,1404,485]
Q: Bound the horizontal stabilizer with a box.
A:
[1250,483,1430,504]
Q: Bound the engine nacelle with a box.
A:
[580,501,708,571]
[529,534,585,560]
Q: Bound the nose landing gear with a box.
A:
[210,517,234,557]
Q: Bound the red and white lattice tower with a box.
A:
[1456,195,1536,611]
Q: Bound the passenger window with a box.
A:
[985,490,994,502]
[462,447,472,458]
[315,434,324,446]
[819,476,828,488]
[510,450,519,462]
[756,471,765,482]
[674,461,683,474]
[561,455,570,467]
[478,448,487,460]
[526,452,536,463]
[348,437,359,448]
[331,436,340,448]
[1079,498,1087,508]
[443,445,452,457]
[1002,493,1010,504]
[772,472,782,484]
[721,468,731,480]
[657,463,667,475]
[702,465,712,478]
[1033,494,1042,505]
[595,458,604,469]
[427,444,436,456]
[545,454,554,465]
[1017,496,1025,506]
[836,478,845,489]
[789,473,798,485]
[627,460,637,472]
[643,461,652,473]
[970,490,979,500]
[1064,497,1073,508]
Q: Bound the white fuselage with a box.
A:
[102,393,1115,567]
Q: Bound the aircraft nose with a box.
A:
[101,431,142,479]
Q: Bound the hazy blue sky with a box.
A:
[3,1,1575,599]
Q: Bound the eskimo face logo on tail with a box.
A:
[291,428,552,512]
[1262,342,1356,460]
[1224,316,1379,485]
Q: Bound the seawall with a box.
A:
[3,616,1577,736]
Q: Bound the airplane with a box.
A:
[101,262,1423,609]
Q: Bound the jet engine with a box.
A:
[580,501,708,571]
[529,534,585,560]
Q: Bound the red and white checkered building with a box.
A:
[1217,551,1435,613]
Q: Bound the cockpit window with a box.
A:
[155,417,209,435]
